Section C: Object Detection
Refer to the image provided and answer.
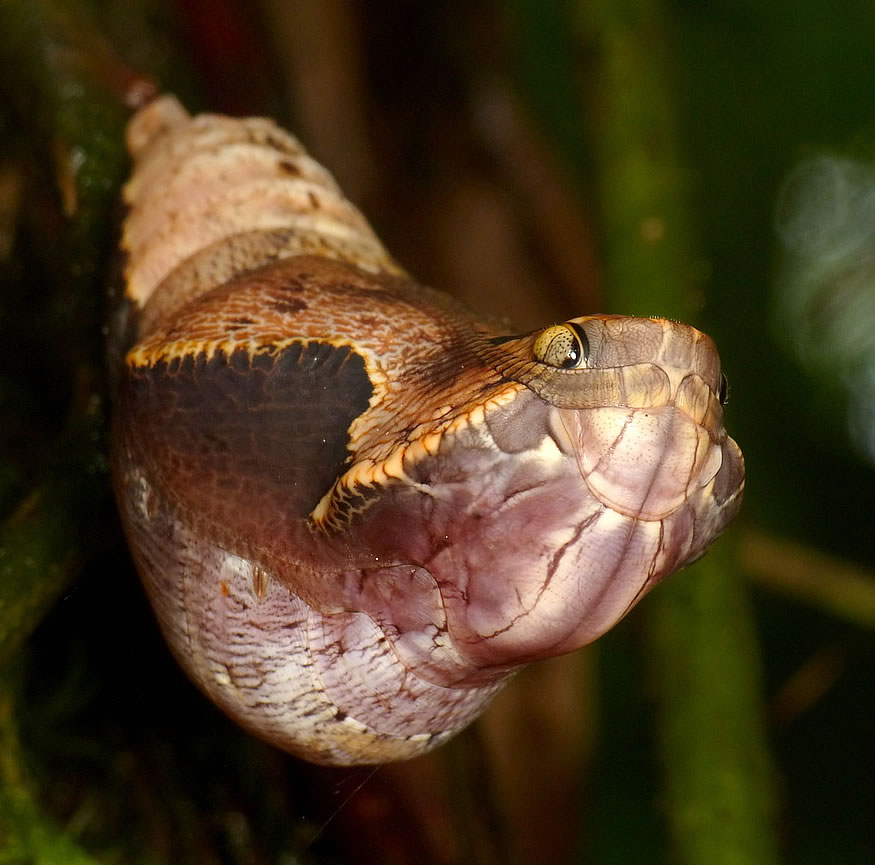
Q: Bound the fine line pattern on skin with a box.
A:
[110,96,744,765]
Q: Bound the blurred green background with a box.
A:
[0,1,873,863]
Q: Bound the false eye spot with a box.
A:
[532,323,589,369]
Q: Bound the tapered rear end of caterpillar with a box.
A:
[121,95,401,340]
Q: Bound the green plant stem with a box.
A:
[0,2,138,858]
[647,545,780,865]
[0,403,110,667]
[577,1,781,863]
[577,0,701,319]
[0,0,136,665]
[740,528,875,630]
[0,666,102,864]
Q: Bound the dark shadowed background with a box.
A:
[1,1,873,863]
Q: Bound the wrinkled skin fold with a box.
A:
[111,96,744,765]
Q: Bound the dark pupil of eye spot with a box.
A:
[560,340,580,368]
[567,322,590,364]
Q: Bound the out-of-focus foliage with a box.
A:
[774,154,875,463]
[0,0,873,863]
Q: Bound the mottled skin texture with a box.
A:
[111,96,744,765]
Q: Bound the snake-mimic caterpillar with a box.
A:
[111,96,743,765]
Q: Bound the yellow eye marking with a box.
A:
[532,324,588,369]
